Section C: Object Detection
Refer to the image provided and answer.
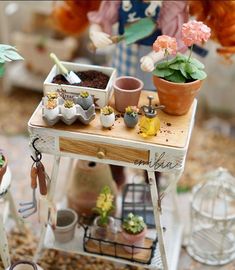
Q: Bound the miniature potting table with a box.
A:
[28,90,197,270]
[0,168,25,269]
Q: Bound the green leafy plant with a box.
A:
[0,154,4,167]
[153,53,206,83]
[0,44,23,77]
[64,99,75,108]
[122,213,146,234]
[93,186,114,226]
[80,91,90,98]
[125,106,139,117]
[101,106,114,116]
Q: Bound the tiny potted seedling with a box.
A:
[0,151,7,184]
[93,185,115,240]
[122,213,147,253]
[44,99,59,120]
[46,91,59,105]
[46,91,59,100]
[124,106,139,128]
[77,91,93,110]
[61,99,76,120]
[100,106,115,128]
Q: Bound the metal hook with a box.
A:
[30,138,42,163]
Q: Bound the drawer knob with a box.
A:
[97,149,106,159]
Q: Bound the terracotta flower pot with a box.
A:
[153,76,203,116]
[53,208,78,243]
[122,226,147,254]
[114,76,143,113]
[8,260,43,270]
[0,155,7,184]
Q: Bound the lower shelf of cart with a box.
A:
[43,216,183,270]
[44,226,163,269]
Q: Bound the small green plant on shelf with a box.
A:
[93,185,114,226]
[0,44,23,77]
[46,99,57,110]
[46,91,59,100]
[80,91,90,98]
[64,99,75,108]
[125,106,139,117]
[123,213,146,234]
[101,106,114,116]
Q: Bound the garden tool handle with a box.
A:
[30,166,38,189]
[37,162,47,196]
[50,53,68,75]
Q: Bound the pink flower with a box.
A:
[182,20,211,47]
[153,35,178,55]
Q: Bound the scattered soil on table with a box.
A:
[52,70,110,89]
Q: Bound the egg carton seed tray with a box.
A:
[42,97,96,126]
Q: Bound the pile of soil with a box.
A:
[52,70,110,89]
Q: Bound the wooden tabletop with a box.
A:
[29,91,196,149]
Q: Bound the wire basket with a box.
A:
[82,218,158,265]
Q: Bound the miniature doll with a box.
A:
[88,0,189,90]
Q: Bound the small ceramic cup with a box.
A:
[113,76,143,113]
[53,208,78,243]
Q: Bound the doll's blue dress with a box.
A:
[112,0,162,90]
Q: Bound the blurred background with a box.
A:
[0,1,235,270]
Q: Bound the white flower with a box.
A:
[128,213,134,218]
[129,221,135,226]
[138,216,144,222]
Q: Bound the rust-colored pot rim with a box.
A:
[153,76,202,86]
[114,76,144,93]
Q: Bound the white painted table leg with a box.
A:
[34,156,61,262]
[0,212,11,269]
[6,191,25,231]
[171,170,184,222]
[147,170,168,270]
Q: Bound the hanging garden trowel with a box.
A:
[89,17,156,52]
[50,53,81,84]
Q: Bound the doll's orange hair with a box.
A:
[52,0,101,36]
[189,0,235,56]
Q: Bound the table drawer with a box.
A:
[59,137,149,163]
